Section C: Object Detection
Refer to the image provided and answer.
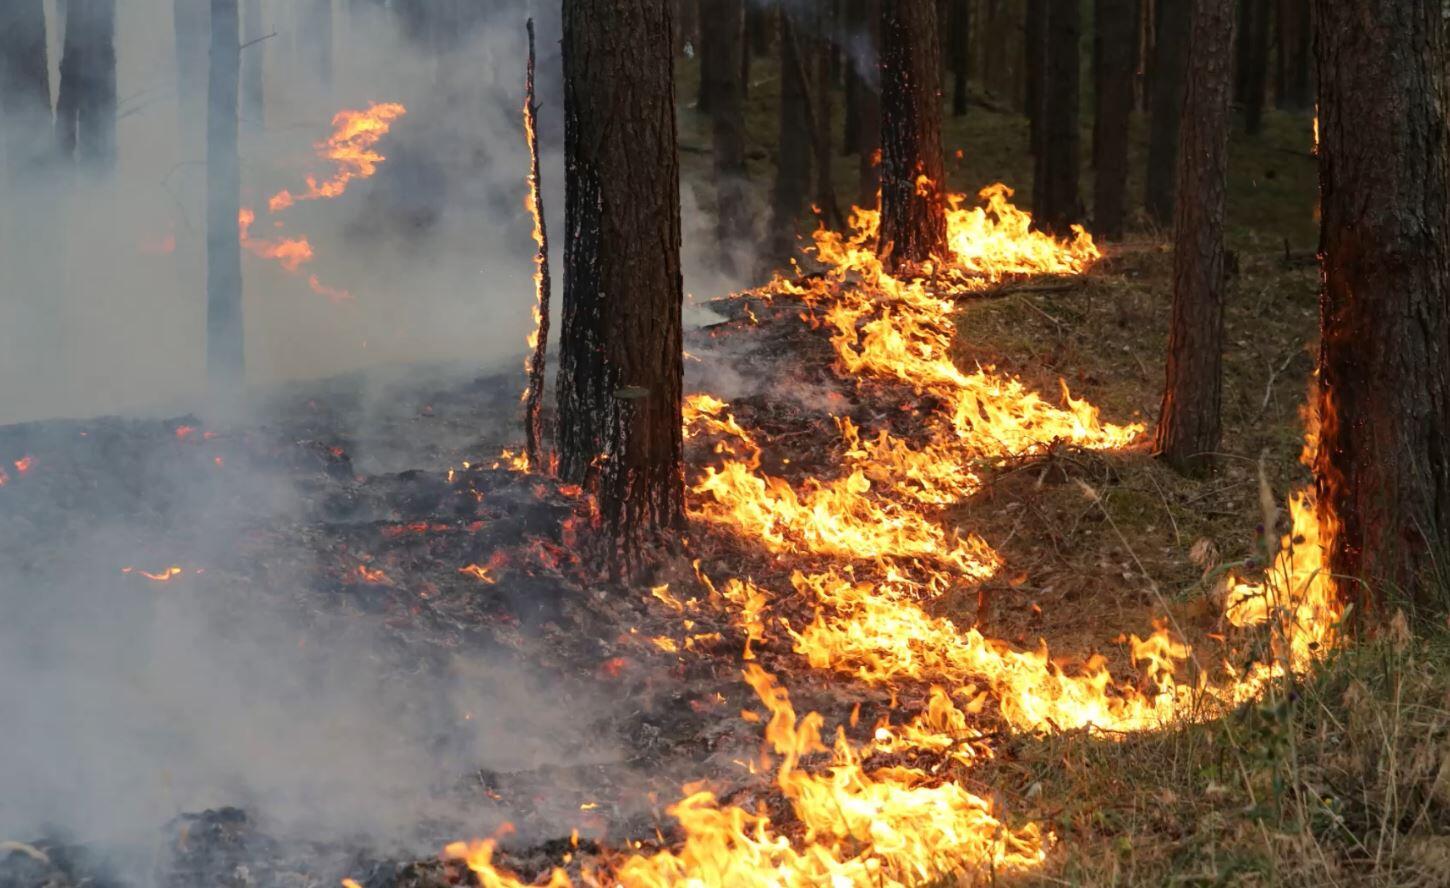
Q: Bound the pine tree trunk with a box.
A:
[557,0,685,573]
[949,0,970,116]
[697,0,723,113]
[1313,0,1450,613]
[1236,0,1269,134]
[241,0,264,129]
[707,0,748,271]
[57,0,117,169]
[1093,0,1135,240]
[1032,0,1081,235]
[766,4,813,265]
[0,0,52,178]
[878,0,947,267]
[1155,0,1234,473]
[855,0,881,210]
[810,3,837,224]
[1024,0,1046,155]
[1273,0,1310,111]
[207,0,243,391]
[301,0,332,89]
[1144,0,1188,226]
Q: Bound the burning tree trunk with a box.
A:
[765,4,813,266]
[1313,0,1450,614]
[1155,0,1234,473]
[175,0,210,153]
[1145,0,1189,227]
[948,0,969,117]
[301,0,332,89]
[56,0,117,169]
[207,0,244,390]
[1032,0,1081,235]
[522,19,552,473]
[704,0,749,271]
[1234,0,1269,134]
[0,0,52,178]
[1093,0,1135,240]
[558,0,685,570]
[241,0,264,129]
[878,0,948,267]
[1274,0,1311,111]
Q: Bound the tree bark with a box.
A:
[241,0,264,129]
[300,0,332,89]
[1032,0,1081,235]
[854,0,881,210]
[1093,0,1135,240]
[1024,0,1046,155]
[558,0,685,572]
[1235,0,1269,134]
[949,0,970,116]
[765,4,813,265]
[878,0,947,267]
[1273,0,1310,111]
[1313,0,1450,614]
[1155,0,1234,473]
[705,0,749,270]
[207,0,244,391]
[56,0,117,169]
[1144,0,1189,227]
[0,0,52,178]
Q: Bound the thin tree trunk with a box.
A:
[1313,0,1450,614]
[878,0,947,267]
[707,0,749,271]
[56,0,117,169]
[207,0,243,391]
[1273,0,1310,110]
[697,0,723,113]
[0,0,53,178]
[1237,0,1269,134]
[1032,0,1081,234]
[949,0,970,116]
[1094,0,1135,240]
[523,19,552,473]
[810,2,838,226]
[855,0,881,209]
[558,0,685,573]
[765,4,813,265]
[1144,0,1188,227]
[1155,0,1234,473]
[300,0,332,89]
[241,0,264,129]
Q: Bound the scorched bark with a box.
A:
[878,0,948,267]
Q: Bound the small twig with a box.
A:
[1258,348,1301,415]
[240,31,278,52]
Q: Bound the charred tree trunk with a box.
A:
[706,0,749,271]
[176,0,210,154]
[1235,0,1269,134]
[241,0,264,129]
[765,5,813,265]
[1155,0,1234,473]
[207,0,243,391]
[1274,0,1310,111]
[300,0,332,89]
[56,0,117,169]
[523,19,552,472]
[0,0,52,178]
[878,0,948,267]
[1032,0,1081,235]
[558,0,685,571]
[1025,0,1046,156]
[1313,0,1450,614]
[854,0,881,209]
[1144,0,1189,227]
[1093,0,1135,240]
[949,0,970,116]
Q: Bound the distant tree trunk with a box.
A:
[0,0,52,178]
[56,0,117,169]
[1273,0,1310,110]
[1032,0,1081,234]
[1235,0,1269,134]
[207,0,243,390]
[949,0,970,116]
[300,0,332,89]
[558,0,685,572]
[878,0,948,267]
[809,3,837,224]
[697,0,723,113]
[706,0,749,271]
[1313,0,1450,614]
[765,5,813,265]
[1093,0,1135,240]
[854,0,881,209]
[1155,0,1234,473]
[1025,0,1046,155]
[241,0,264,129]
[1144,0,1189,227]
[175,0,210,154]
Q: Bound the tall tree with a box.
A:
[176,0,210,154]
[948,0,970,116]
[704,0,749,270]
[697,0,728,113]
[765,4,813,265]
[1313,0,1450,613]
[1144,0,1189,226]
[557,0,685,570]
[848,0,881,210]
[1024,0,1046,156]
[1093,0,1135,240]
[1273,0,1311,111]
[1032,0,1081,234]
[0,0,52,178]
[241,0,264,128]
[207,0,243,390]
[878,0,947,267]
[300,0,332,89]
[808,2,839,227]
[1155,0,1234,472]
[1234,0,1269,134]
[56,0,117,169]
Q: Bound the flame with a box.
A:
[239,208,314,272]
[268,102,407,212]
[356,564,389,584]
[13,455,34,475]
[122,566,183,582]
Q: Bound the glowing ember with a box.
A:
[13,455,34,475]
[122,566,183,582]
[267,102,407,212]
[458,564,495,583]
[356,564,389,584]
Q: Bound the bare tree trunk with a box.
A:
[1032,0,1081,234]
[300,0,332,89]
[558,0,685,573]
[1235,0,1269,134]
[854,0,881,209]
[1155,0,1234,473]
[1094,0,1135,240]
[1273,0,1310,111]
[949,0,969,116]
[1313,0,1450,614]
[0,0,52,178]
[207,0,243,391]
[56,0,117,169]
[697,0,724,113]
[241,0,264,129]
[1144,0,1188,226]
[810,2,837,225]
[706,0,749,271]
[765,4,813,265]
[878,0,947,267]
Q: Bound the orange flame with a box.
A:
[268,102,407,212]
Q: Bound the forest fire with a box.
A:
[267,102,408,212]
